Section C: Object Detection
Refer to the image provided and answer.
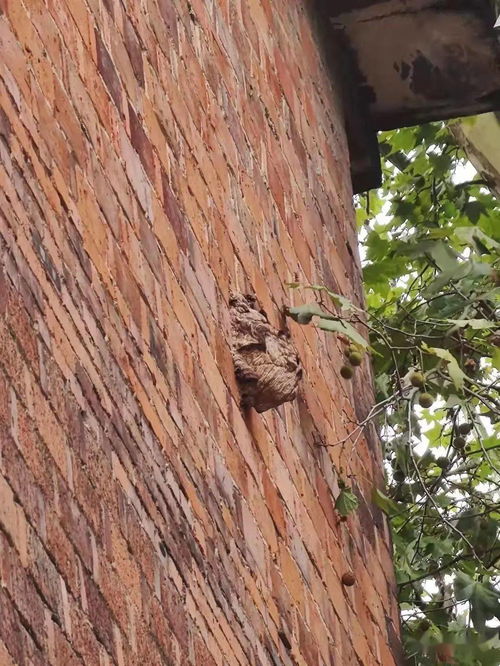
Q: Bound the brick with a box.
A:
[0,473,28,566]
[0,588,45,665]
[0,638,17,666]
[0,530,46,647]
[160,168,188,253]
[123,15,144,87]
[81,570,115,656]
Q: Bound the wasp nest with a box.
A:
[229,293,302,413]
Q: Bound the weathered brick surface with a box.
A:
[0,0,400,664]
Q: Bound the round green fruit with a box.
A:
[393,469,405,483]
[348,351,363,367]
[410,371,425,388]
[436,456,450,470]
[453,436,466,449]
[419,619,431,632]
[340,365,354,380]
[464,358,477,375]
[458,422,473,435]
[418,392,434,408]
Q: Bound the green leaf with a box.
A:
[335,488,359,516]
[454,574,500,631]
[478,649,500,666]
[445,319,497,330]
[425,262,472,295]
[463,200,485,224]
[421,343,467,390]
[317,318,369,349]
[444,394,463,408]
[491,348,500,371]
[426,240,459,271]
[287,303,324,324]
[455,226,500,252]
[420,625,443,648]
[372,488,400,516]
[375,372,391,398]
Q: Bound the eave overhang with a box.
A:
[322,0,500,192]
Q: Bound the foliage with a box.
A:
[288,121,500,664]
[335,481,360,517]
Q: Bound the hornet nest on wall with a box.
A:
[229,293,302,413]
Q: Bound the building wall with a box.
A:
[0,1,400,664]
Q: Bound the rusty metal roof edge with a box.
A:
[374,92,500,132]
[317,0,500,191]
[329,0,498,24]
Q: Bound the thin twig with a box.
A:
[406,400,481,563]
[315,392,398,448]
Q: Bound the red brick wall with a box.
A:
[0,0,400,664]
